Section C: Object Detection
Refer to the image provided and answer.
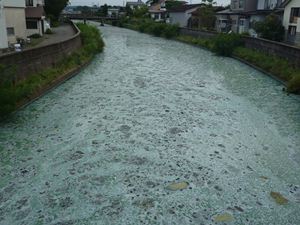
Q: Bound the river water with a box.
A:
[1,25,300,225]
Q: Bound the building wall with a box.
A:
[0,0,8,49]
[26,20,44,36]
[257,0,282,10]
[4,7,26,44]
[3,0,25,8]
[169,8,199,28]
[283,0,300,45]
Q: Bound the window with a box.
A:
[239,0,244,9]
[290,8,300,23]
[6,27,15,36]
[26,0,33,6]
[26,21,38,29]
[288,26,297,36]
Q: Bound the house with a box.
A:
[149,0,167,22]
[126,0,145,10]
[25,0,47,37]
[216,0,283,34]
[0,0,27,49]
[216,0,258,33]
[168,4,202,27]
[282,0,300,45]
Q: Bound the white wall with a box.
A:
[4,7,26,44]
[283,0,300,29]
[169,8,199,28]
[0,0,8,48]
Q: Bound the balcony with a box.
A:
[290,16,299,24]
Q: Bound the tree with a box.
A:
[254,13,285,41]
[166,0,185,10]
[133,6,149,18]
[192,0,216,30]
[44,0,69,21]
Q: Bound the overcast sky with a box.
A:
[69,0,230,7]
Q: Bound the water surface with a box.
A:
[0,25,300,225]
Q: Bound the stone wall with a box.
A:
[0,22,82,82]
[243,36,300,67]
[179,28,300,67]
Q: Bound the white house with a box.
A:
[168,4,202,27]
[0,0,27,49]
[25,0,47,36]
[282,0,300,45]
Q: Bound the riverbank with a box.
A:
[0,23,104,119]
[113,19,300,94]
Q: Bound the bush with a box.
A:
[213,33,243,56]
[287,74,300,94]
[0,23,105,119]
[29,33,42,39]
[45,28,53,34]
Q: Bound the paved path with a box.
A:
[33,23,76,47]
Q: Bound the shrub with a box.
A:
[29,33,42,39]
[287,74,300,94]
[0,23,105,119]
[213,33,243,56]
[45,28,53,34]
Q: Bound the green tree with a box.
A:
[254,13,285,41]
[192,0,216,30]
[133,6,149,18]
[166,0,185,10]
[44,0,69,21]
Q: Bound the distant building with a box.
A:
[0,0,27,49]
[108,8,120,18]
[282,0,300,45]
[25,0,47,37]
[216,0,283,34]
[168,4,202,27]
[126,0,145,10]
[149,0,167,22]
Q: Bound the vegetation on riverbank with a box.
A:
[0,23,104,119]
[177,35,300,94]
[113,18,180,39]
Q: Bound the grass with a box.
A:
[0,23,104,119]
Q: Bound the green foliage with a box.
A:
[213,33,243,56]
[233,47,296,81]
[194,3,216,30]
[77,23,105,55]
[132,20,179,38]
[165,0,186,10]
[176,35,214,50]
[287,74,300,93]
[45,28,53,34]
[0,23,104,119]
[254,13,285,41]
[133,6,149,18]
[44,0,69,21]
[29,33,42,39]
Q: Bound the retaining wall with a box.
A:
[0,22,82,82]
[179,28,300,67]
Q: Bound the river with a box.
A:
[0,24,300,225]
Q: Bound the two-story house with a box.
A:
[25,0,46,37]
[149,0,167,22]
[216,0,258,33]
[0,0,26,49]
[216,0,283,34]
[282,0,300,45]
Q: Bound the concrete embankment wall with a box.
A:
[180,28,300,67]
[0,22,82,82]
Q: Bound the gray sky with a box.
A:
[69,0,230,7]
